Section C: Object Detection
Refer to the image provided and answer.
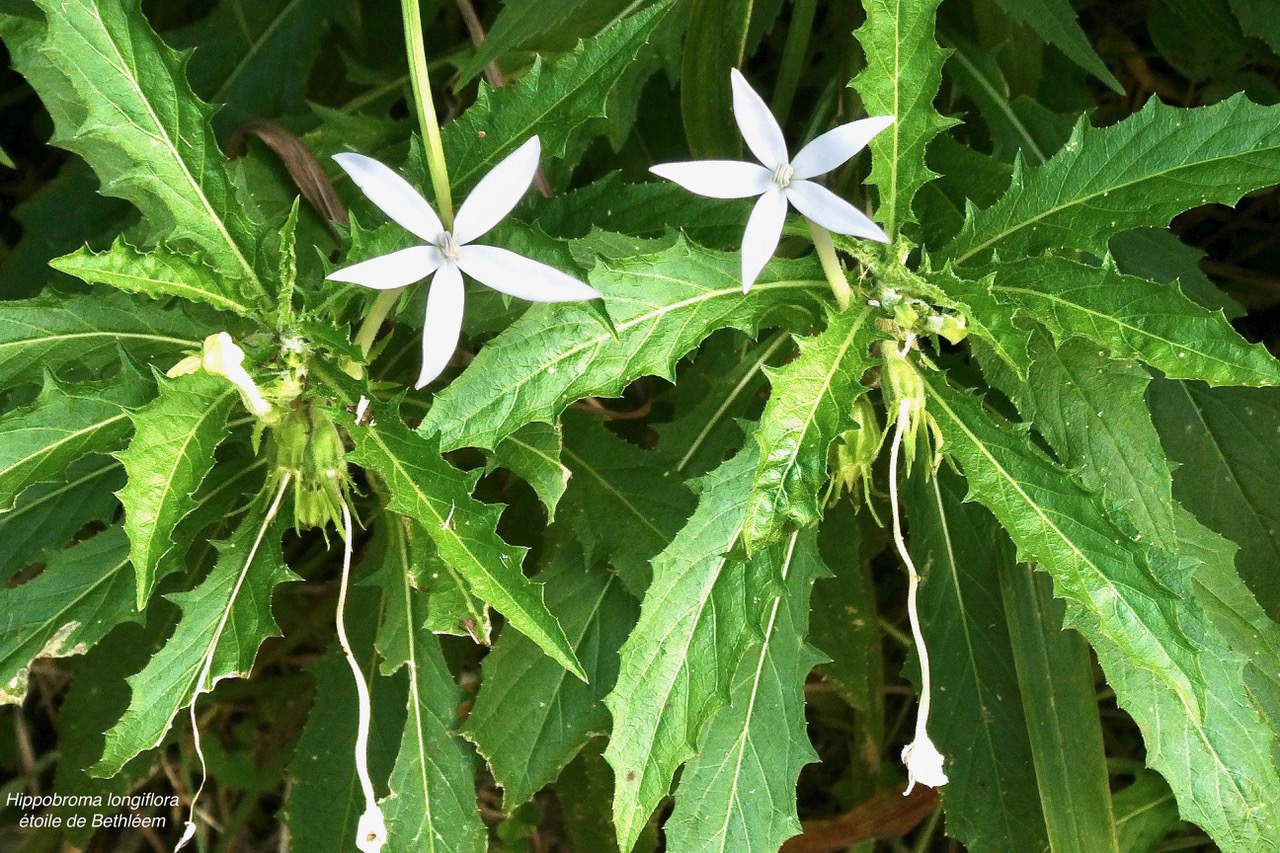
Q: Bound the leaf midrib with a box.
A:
[77,5,264,296]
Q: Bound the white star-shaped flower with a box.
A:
[650,69,894,292]
[329,136,602,388]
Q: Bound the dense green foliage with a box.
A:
[2,0,1280,850]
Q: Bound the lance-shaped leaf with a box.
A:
[663,529,824,853]
[0,371,150,512]
[988,255,1280,387]
[920,374,1199,717]
[604,444,795,852]
[94,488,296,776]
[655,332,788,478]
[464,544,637,809]
[117,371,237,609]
[0,527,140,706]
[442,1,672,196]
[985,0,1123,92]
[852,0,957,238]
[980,331,1177,547]
[346,407,585,681]
[12,0,269,305]
[0,291,200,387]
[558,410,696,594]
[943,95,1280,267]
[742,305,882,552]
[422,237,826,452]
[169,0,345,135]
[902,469,1050,852]
[1149,379,1280,619]
[366,519,486,853]
[491,422,570,520]
[0,455,123,586]
[284,584,408,852]
[53,238,259,318]
[923,373,1280,849]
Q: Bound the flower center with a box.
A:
[437,231,464,262]
[772,163,795,188]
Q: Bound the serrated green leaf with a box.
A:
[604,443,796,851]
[117,371,237,609]
[943,96,1280,267]
[989,255,1280,387]
[981,331,1177,547]
[0,372,150,512]
[442,1,672,197]
[284,583,408,853]
[852,0,957,239]
[53,238,259,318]
[1228,0,1280,56]
[422,237,826,452]
[557,741,658,853]
[0,527,140,706]
[0,291,201,387]
[1149,379,1280,618]
[986,0,1122,92]
[169,0,345,134]
[345,406,585,681]
[365,520,486,853]
[924,373,1280,850]
[94,487,296,776]
[491,422,570,520]
[999,565,1120,853]
[902,469,1049,853]
[1110,228,1244,320]
[0,455,123,586]
[925,265,1031,377]
[742,305,881,552]
[9,0,270,306]
[681,0,752,159]
[921,374,1200,723]
[464,544,637,809]
[558,410,695,594]
[663,529,823,853]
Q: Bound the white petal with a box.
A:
[327,246,441,290]
[333,153,445,242]
[417,263,465,389]
[901,735,949,795]
[730,68,789,169]
[454,136,541,245]
[786,180,889,242]
[791,116,895,179]
[740,188,788,293]
[458,245,601,302]
[649,161,773,199]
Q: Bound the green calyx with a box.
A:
[270,405,352,531]
[878,339,943,475]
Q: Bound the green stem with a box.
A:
[771,0,817,126]
[401,0,454,228]
[355,289,402,357]
[807,219,851,310]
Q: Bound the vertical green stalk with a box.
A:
[355,1,458,359]
[401,0,454,227]
[807,219,852,310]
[771,0,817,126]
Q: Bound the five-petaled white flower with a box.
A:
[651,69,894,292]
[329,136,602,388]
